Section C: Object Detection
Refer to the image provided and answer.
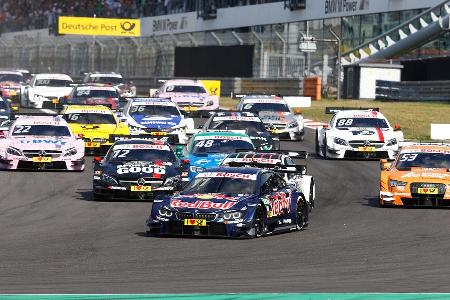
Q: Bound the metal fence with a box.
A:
[0,25,340,94]
[376,80,450,101]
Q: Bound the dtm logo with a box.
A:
[19,139,67,146]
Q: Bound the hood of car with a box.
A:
[10,136,76,151]
[103,161,178,180]
[258,111,295,125]
[130,114,182,129]
[394,168,450,182]
[333,127,394,141]
[189,153,228,168]
[166,193,256,213]
[68,124,118,138]
[33,86,73,97]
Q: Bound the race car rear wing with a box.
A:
[109,134,179,144]
[235,150,308,159]
[227,160,307,175]
[230,92,280,99]
[325,107,380,114]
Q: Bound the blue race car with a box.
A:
[146,166,309,238]
[119,97,195,144]
[180,131,255,180]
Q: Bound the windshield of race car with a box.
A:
[0,101,7,110]
[35,79,72,87]
[335,118,389,128]
[89,77,124,84]
[209,120,266,133]
[0,73,23,83]
[106,146,176,163]
[242,102,290,113]
[183,172,257,194]
[165,85,206,93]
[73,89,118,99]
[192,138,254,155]
[63,113,116,125]
[129,105,179,117]
[396,152,450,169]
[11,125,71,136]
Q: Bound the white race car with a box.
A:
[316,107,404,159]
[20,73,74,108]
[118,97,194,144]
[236,95,305,141]
[220,151,315,210]
[83,72,136,97]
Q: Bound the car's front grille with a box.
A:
[22,150,62,158]
[344,151,389,159]
[176,212,217,221]
[401,196,449,206]
[348,140,385,149]
[177,102,204,107]
[410,183,447,194]
[118,178,163,188]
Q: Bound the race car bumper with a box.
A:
[0,157,85,171]
[380,191,450,206]
[268,127,304,141]
[93,184,177,200]
[326,146,396,160]
[147,218,254,238]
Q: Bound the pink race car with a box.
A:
[0,115,85,171]
[151,79,219,113]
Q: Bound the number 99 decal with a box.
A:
[117,165,166,175]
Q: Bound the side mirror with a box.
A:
[293,107,302,115]
[93,156,102,164]
[77,133,84,139]
[380,159,392,171]
[394,124,401,131]
[175,145,185,159]
[11,105,19,112]
[181,158,190,165]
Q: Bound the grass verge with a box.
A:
[220,97,450,140]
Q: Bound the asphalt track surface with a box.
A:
[1,118,450,293]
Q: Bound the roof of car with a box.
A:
[202,166,263,175]
[14,115,68,126]
[164,79,203,86]
[63,105,113,114]
[34,73,73,81]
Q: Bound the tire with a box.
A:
[309,179,315,211]
[322,135,328,159]
[295,195,308,231]
[315,129,320,156]
[252,203,267,238]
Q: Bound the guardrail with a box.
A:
[375,80,450,101]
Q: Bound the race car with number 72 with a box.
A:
[316,107,403,159]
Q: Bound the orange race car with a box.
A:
[379,144,450,207]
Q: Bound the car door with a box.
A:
[260,173,292,226]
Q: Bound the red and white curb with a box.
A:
[304,118,328,129]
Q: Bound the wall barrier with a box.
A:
[376,80,450,101]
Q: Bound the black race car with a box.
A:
[93,139,189,200]
[202,111,280,150]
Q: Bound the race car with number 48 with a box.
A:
[379,144,450,207]
[316,107,404,159]
[236,95,305,141]
[147,167,309,238]
[220,151,315,210]
[0,115,85,171]
[93,139,190,200]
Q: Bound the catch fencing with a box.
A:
[376,80,450,101]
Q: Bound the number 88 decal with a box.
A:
[117,165,166,175]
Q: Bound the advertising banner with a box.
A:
[58,16,141,37]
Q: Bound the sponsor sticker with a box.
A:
[213,116,259,122]
[183,219,207,226]
[183,106,198,112]
[85,142,101,148]
[417,188,439,195]
[113,144,170,150]
[131,186,152,192]
[358,146,376,152]
[244,99,282,104]
[170,200,236,210]
[32,157,52,163]
[196,172,257,180]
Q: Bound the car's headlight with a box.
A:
[224,211,244,220]
[63,147,77,157]
[101,173,118,185]
[158,206,173,217]
[206,100,214,106]
[164,175,181,186]
[389,179,407,188]
[334,137,348,146]
[7,146,23,156]
[190,165,204,173]
[259,143,273,150]
[386,138,397,146]
[287,121,298,129]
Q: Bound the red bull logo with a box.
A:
[170,200,236,210]
[271,192,291,216]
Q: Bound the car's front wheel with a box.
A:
[253,204,267,238]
